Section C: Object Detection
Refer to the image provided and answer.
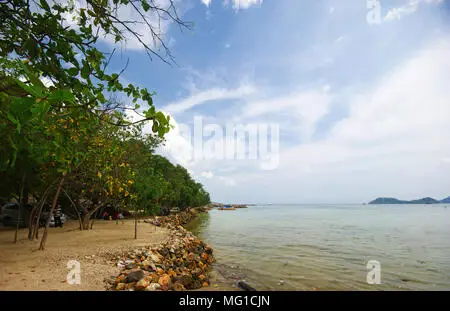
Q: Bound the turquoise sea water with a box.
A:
[188,204,450,290]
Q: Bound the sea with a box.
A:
[187,204,450,290]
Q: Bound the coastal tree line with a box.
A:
[0,0,210,249]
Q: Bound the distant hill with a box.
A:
[440,197,450,203]
[369,197,442,204]
[369,198,404,204]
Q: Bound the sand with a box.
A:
[0,219,171,291]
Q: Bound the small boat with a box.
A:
[218,205,236,210]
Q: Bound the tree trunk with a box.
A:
[90,208,100,230]
[39,176,65,250]
[62,189,83,231]
[33,191,50,240]
[28,185,51,240]
[82,204,104,230]
[33,195,47,240]
[134,210,138,239]
[82,212,91,230]
[14,173,26,243]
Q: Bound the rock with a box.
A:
[108,208,216,292]
[141,260,151,268]
[158,274,171,287]
[174,274,193,288]
[191,279,203,289]
[115,274,126,284]
[150,254,160,263]
[279,280,285,285]
[126,270,145,283]
[150,273,160,283]
[204,245,213,254]
[168,269,177,277]
[171,282,185,291]
[145,283,161,291]
[156,268,165,275]
[135,278,150,291]
[116,283,126,291]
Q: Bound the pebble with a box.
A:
[111,208,215,291]
[145,283,161,291]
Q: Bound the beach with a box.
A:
[0,207,235,291]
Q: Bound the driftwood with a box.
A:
[236,280,257,291]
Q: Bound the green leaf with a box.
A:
[81,65,90,79]
[14,79,43,97]
[24,38,39,58]
[142,0,150,11]
[48,89,76,103]
[40,0,51,11]
[67,67,79,76]
[41,101,50,118]
[97,92,105,103]
[17,60,45,90]
[7,112,18,125]
[152,121,158,133]
[11,97,34,116]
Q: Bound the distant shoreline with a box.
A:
[369,196,450,205]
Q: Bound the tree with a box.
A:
[0,0,188,249]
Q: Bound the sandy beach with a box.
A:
[0,212,237,291]
[0,219,171,290]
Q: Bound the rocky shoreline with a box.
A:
[106,207,217,291]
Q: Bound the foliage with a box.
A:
[0,0,210,246]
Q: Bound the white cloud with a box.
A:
[334,36,345,44]
[218,176,236,186]
[241,89,332,141]
[329,7,335,14]
[257,38,450,201]
[40,76,54,87]
[384,0,443,22]
[201,0,212,7]
[231,0,263,10]
[322,85,331,93]
[158,114,195,167]
[201,171,214,178]
[163,85,255,114]
[201,0,262,10]
[192,38,450,203]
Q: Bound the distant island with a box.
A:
[369,196,450,204]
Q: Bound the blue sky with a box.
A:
[100,0,450,204]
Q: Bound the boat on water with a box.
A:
[218,205,236,210]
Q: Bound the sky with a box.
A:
[98,0,450,204]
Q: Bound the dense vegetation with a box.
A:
[0,0,210,249]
